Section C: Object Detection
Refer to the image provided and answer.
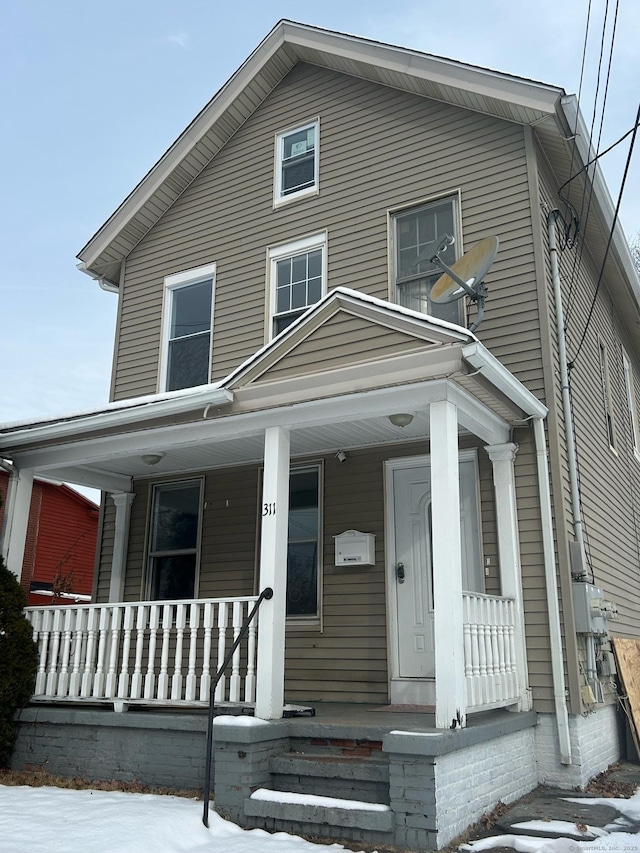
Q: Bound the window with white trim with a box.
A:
[147,480,202,600]
[274,120,319,205]
[392,196,462,324]
[268,234,326,338]
[161,264,215,391]
[598,340,616,450]
[623,350,640,457]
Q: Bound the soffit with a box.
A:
[78,21,563,284]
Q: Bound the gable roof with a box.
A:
[76,20,565,287]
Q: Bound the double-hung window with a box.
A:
[268,234,326,338]
[147,480,202,600]
[274,120,319,206]
[392,196,462,325]
[161,263,215,392]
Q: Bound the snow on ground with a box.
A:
[0,785,361,853]
[461,792,640,853]
[3,785,640,853]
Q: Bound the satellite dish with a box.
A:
[430,235,499,332]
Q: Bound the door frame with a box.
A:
[384,449,481,702]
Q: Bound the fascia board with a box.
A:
[462,341,548,418]
[77,24,289,269]
[282,22,563,114]
[559,96,640,308]
[0,387,233,452]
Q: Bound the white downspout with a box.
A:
[534,416,572,763]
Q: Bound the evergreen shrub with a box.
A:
[0,557,38,767]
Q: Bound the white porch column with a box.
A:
[430,400,466,729]
[0,466,34,582]
[108,492,135,602]
[255,425,290,720]
[485,442,532,711]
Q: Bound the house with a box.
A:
[2,20,640,850]
[0,470,97,605]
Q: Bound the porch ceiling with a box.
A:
[4,378,516,493]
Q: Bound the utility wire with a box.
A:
[557,117,640,196]
[568,101,640,366]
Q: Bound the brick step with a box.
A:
[270,751,389,782]
[244,788,394,833]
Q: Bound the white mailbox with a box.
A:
[334,530,375,566]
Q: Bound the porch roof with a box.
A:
[0,289,546,493]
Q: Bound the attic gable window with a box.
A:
[267,233,327,339]
[392,196,462,325]
[161,263,215,392]
[274,120,319,206]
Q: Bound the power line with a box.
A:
[568,101,640,366]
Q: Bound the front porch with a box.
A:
[25,589,521,714]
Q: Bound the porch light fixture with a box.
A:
[388,413,414,428]
[141,453,165,466]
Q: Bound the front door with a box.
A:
[388,454,483,691]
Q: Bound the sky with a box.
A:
[1,783,640,853]
[1,0,638,428]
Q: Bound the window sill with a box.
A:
[273,185,319,209]
[286,618,321,632]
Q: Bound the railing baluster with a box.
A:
[105,606,122,697]
[35,609,52,695]
[45,609,63,696]
[229,601,242,702]
[81,609,99,697]
[118,606,135,698]
[245,606,257,703]
[215,603,228,703]
[92,606,111,697]
[69,609,87,697]
[200,603,214,701]
[57,608,74,697]
[157,604,172,700]
[144,605,160,700]
[171,604,186,701]
[186,603,200,701]
[130,605,146,699]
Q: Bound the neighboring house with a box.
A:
[0,470,97,605]
[1,20,640,850]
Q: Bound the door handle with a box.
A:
[396,562,405,582]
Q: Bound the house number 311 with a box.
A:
[262,502,276,516]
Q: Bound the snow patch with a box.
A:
[250,788,391,812]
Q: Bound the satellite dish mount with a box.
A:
[429,234,499,332]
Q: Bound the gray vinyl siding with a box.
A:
[262,313,434,382]
[536,158,640,641]
[95,499,115,602]
[114,61,540,401]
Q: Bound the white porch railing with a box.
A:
[462,592,519,711]
[25,596,260,709]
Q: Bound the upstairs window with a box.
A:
[274,120,319,206]
[599,340,616,451]
[623,350,640,458]
[393,196,462,325]
[268,234,326,339]
[161,264,215,391]
[148,480,202,600]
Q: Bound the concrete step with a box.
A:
[244,788,394,833]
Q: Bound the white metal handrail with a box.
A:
[25,596,260,709]
[462,592,518,710]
